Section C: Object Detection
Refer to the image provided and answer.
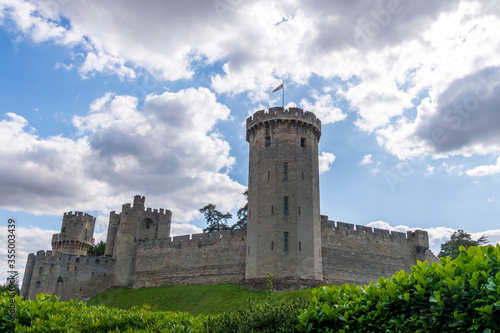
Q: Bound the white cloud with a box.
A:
[300,91,346,125]
[466,155,500,177]
[0,88,245,222]
[426,165,434,175]
[0,226,57,286]
[319,151,336,174]
[171,223,203,236]
[2,2,499,161]
[360,154,373,165]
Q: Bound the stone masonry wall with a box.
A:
[321,216,429,286]
[23,250,114,302]
[133,229,246,288]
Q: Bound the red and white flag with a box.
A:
[272,83,284,92]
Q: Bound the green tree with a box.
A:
[199,204,232,233]
[232,189,248,231]
[438,229,487,260]
[87,240,106,256]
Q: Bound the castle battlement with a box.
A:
[120,198,170,216]
[321,216,428,243]
[31,250,114,267]
[246,107,321,141]
[138,229,246,247]
[63,211,96,222]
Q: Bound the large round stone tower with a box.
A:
[244,106,323,289]
[51,211,96,256]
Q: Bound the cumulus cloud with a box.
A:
[2,1,500,160]
[171,223,203,237]
[466,155,500,176]
[300,91,346,125]
[413,67,500,156]
[0,88,245,221]
[0,226,57,286]
[319,151,336,174]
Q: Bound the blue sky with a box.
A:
[1,0,500,283]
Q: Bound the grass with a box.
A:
[86,283,313,315]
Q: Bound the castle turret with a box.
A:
[110,195,172,287]
[51,211,96,256]
[244,107,323,289]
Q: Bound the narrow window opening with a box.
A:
[284,162,288,181]
[248,246,251,255]
[299,242,302,251]
[265,136,271,147]
[39,267,43,274]
[36,281,40,288]
[271,241,274,251]
[301,137,306,147]
[284,232,289,254]
[62,227,66,233]
[284,196,288,216]
[271,205,274,215]
[298,206,301,215]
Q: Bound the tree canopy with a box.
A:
[87,240,106,256]
[200,189,248,232]
[199,204,232,233]
[438,230,487,260]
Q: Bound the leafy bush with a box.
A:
[1,291,304,332]
[297,245,500,332]
[1,292,205,332]
[206,298,307,333]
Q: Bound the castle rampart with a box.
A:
[133,229,246,288]
[21,250,115,302]
[320,216,431,286]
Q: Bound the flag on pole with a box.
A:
[272,83,284,92]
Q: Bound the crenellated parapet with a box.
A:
[30,250,113,266]
[51,211,96,256]
[246,107,321,142]
[320,215,429,248]
[138,228,246,248]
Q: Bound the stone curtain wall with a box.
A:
[133,229,246,288]
[320,216,430,286]
[21,251,114,302]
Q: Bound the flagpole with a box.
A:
[282,81,285,109]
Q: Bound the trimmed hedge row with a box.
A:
[0,292,304,332]
[3,245,499,332]
[297,245,500,332]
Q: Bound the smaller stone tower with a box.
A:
[51,211,96,256]
[105,195,172,287]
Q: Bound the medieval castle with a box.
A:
[21,107,435,301]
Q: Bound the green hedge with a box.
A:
[3,245,499,332]
[297,245,500,332]
[1,292,304,332]
[2,293,205,332]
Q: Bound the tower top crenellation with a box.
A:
[246,107,321,141]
